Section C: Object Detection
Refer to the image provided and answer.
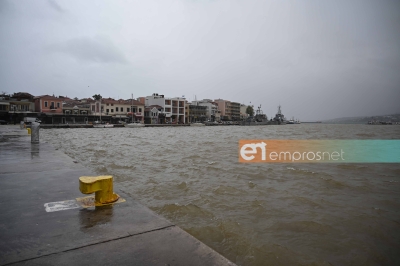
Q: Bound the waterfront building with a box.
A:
[62,98,91,116]
[191,99,218,121]
[185,100,190,124]
[89,98,144,123]
[34,95,63,114]
[145,93,185,123]
[214,99,241,121]
[213,99,228,120]
[215,109,221,122]
[228,101,241,121]
[0,92,36,123]
[188,103,207,123]
[144,105,165,124]
[120,98,145,123]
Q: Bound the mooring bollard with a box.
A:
[79,176,119,206]
[31,122,40,143]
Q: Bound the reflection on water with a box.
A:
[79,206,114,230]
[42,124,400,265]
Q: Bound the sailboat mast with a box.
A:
[131,94,133,122]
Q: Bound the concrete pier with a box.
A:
[0,125,234,266]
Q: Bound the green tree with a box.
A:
[92,94,102,101]
[246,105,254,116]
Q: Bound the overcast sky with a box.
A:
[1,0,399,120]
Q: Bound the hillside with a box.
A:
[323,114,400,124]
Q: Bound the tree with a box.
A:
[92,94,102,101]
[73,97,79,100]
[246,105,254,116]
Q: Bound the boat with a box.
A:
[93,98,114,128]
[287,117,300,124]
[241,105,287,125]
[125,121,145,128]
[93,123,114,128]
[191,122,205,126]
[125,94,145,128]
[272,105,286,124]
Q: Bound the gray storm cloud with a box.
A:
[48,36,128,64]
[0,0,399,120]
[47,0,65,13]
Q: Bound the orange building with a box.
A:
[34,95,63,114]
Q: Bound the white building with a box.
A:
[191,99,218,121]
[145,93,186,123]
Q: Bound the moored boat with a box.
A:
[191,122,205,126]
[93,123,114,128]
[125,121,145,128]
[125,94,145,128]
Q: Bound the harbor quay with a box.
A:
[38,124,192,129]
[0,125,235,266]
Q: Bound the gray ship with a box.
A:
[241,105,286,126]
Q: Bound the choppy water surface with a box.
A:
[42,124,400,265]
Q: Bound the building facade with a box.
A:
[144,105,163,124]
[188,104,207,122]
[90,98,144,123]
[213,99,240,120]
[145,93,185,123]
[34,95,63,114]
[191,99,218,121]
[0,92,36,123]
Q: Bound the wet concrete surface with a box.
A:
[0,126,234,266]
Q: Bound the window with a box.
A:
[111,109,114,113]
[44,101,48,107]
[111,104,114,106]
[127,108,130,112]
[121,107,123,112]
[106,109,109,113]
[139,108,142,112]
[116,107,119,112]
[92,106,95,111]
[57,102,60,108]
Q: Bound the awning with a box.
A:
[127,113,142,117]
[0,102,10,105]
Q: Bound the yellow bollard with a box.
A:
[78,176,119,206]
[27,128,31,135]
